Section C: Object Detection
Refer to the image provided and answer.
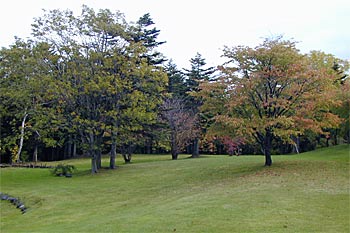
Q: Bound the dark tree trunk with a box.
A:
[171,145,178,160]
[191,138,200,158]
[171,138,178,160]
[333,129,338,145]
[316,136,321,145]
[264,130,272,166]
[121,144,132,163]
[122,153,131,163]
[73,141,77,157]
[89,132,98,174]
[97,150,102,169]
[51,149,54,161]
[66,135,72,159]
[170,132,178,160]
[91,155,98,174]
[110,140,117,169]
[171,153,178,160]
[217,143,223,155]
[186,144,192,154]
[146,138,152,154]
[90,149,98,174]
[265,151,272,166]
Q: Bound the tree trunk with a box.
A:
[333,129,338,145]
[97,150,102,169]
[217,143,223,155]
[110,140,117,169]
[264,130,272,166]
[122,153,131,163]
[33,144,38,163]
[191,138,200,158]
[146,138,152,154]
[121,144,132,163]
[91,154,98,174]
[186,144,192,154]
[73,140,77,157]
[326,136,330,147]
[171,144,178,159]
[17,112,28,163]
[89,132,98,174]
[171,152,178,160]
[291,135,300,154]
[171,132,178,160]
[66,135,72,159]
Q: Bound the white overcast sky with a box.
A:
[0,0,349,69]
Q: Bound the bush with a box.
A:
[51,164,76,177]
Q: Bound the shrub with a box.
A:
[51,164,76,177]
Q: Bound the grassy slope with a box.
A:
[0,145,349,232]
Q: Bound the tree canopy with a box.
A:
[1,6,348,170]
[198,37,346,166]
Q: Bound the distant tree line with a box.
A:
[1,6,349,170]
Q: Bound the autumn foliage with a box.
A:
[198,37,346,166]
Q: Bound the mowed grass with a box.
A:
[0,145,349,232]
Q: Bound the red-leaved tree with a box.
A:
[161,97,198,160]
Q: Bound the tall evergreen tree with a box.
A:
[183,53,216,157]
[165,59,187,98]
[130,13,166,66]
[184,53,215,91]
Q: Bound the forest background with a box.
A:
[0,5,349,173]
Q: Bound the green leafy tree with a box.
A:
[0,39,62,163]
[31,6,167,173]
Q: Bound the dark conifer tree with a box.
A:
[130,13,166,66]
[183,53,216,157]
[165,60,187,98]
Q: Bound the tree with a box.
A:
[30,6,167,173]
[199,37,342,166]
[161,97,198,159]
[307,51,349,145]
[116,13,167,161]
[221,136,244,156]
[337,80,350,143]
[129,13,166,66]
[0,39,62,163]
[183,53,216,157]
[183,52,216,93]
[165,60,187,98]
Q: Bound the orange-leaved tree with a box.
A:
[198,37,343,166]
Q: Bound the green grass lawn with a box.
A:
[1,145,349,232]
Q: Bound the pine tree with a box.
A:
[130,13,166,66]
[165,60,187,98]
[183,53,216,157]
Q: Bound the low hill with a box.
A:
[1,145,349,232]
